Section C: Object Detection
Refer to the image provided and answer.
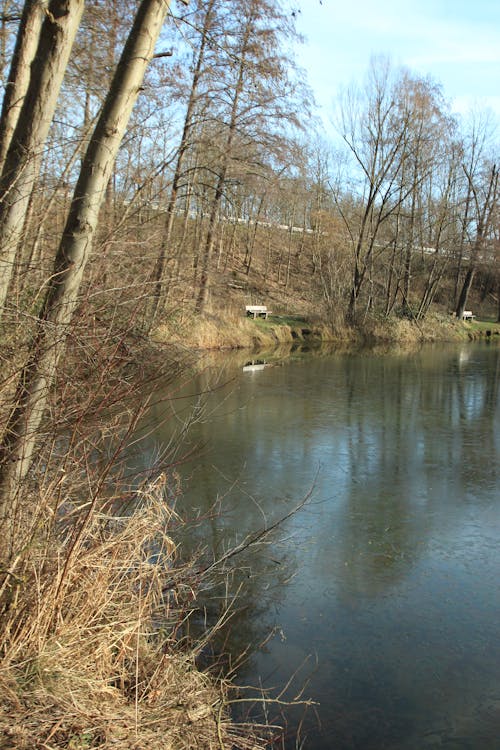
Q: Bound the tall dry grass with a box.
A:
[152,310,280,350]
[0,473,274,749]
[360,311,469,345]
[0,313,276,749]
[152,308,340,352]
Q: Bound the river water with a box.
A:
[134,342,500,749]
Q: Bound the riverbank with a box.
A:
[0,482,274,750]
[0,324,275,749]
[152,309,499,351]
[1,309,498,750]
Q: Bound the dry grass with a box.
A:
[0,302,281,749]
[360,312,469,345]
[152,311,280,350]
[151,305,345,352]
[0,477,272,749]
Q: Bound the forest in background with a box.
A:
[0,0,499,336]
[0,1,498,747]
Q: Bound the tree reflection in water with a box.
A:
[132,343,500,749]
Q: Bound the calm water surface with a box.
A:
[136,343,500,749]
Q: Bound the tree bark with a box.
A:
[0,0,84,316]
[0,0,44,172]
[0,0,172,549]
[455,266,475,320]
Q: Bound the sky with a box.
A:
[294,0,500,130]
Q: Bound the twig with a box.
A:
[162,473,317,594]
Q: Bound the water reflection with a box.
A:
[133,343,500,749]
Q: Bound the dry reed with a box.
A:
[0,474,272,749]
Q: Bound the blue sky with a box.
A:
[294,0,500,126]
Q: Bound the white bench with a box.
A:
[242,359,267,372]
[246,305,270,319]
[462,310,475,321]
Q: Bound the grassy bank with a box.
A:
[0,479,273,750]
[152,309,499,351]
[358,312,482,345]
[0,325,276,749]
[152,311,330,350]
[463,316,500,340]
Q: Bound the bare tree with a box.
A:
[149,0,219,327]
[0,0,175,549]
[0,0,84,316]
[0,0,43,171]
[194,0,305,312]
[335,61,457,322]
[455,160,498,319]
[336,59,409,322]
[415,148,459,319]
[395,74,449,316]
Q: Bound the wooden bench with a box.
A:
[462,310,475,321]
[246,305,270,319]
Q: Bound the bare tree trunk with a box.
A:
[0,0,84,316]
[195,168,225,312]
[417,251,447,319]
[455,164,498,320]
[245,195,265,274]
[284,205,296,288]
[402,168,417,317]
[347,255,363,323]
[149,0,216,328]
[0,0,43,171]
[455,266,475,320]
[0,0,173,549]
[195,3,255,314]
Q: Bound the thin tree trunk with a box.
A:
[0,0,43,171]
[195,169,225,312]
[455,266,475,320]
[149,0,216,328]
[402,162,419,317]
[0,0,84,316]
[0,0,173,549]
[195,5,254,314]
[245,195,265,275]
[347,260,363,323]
[456,164,498,319]
[284,206,296,288]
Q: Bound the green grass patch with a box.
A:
[464,317,500,337]
[249,314,310,333]
[274,314,308,326]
